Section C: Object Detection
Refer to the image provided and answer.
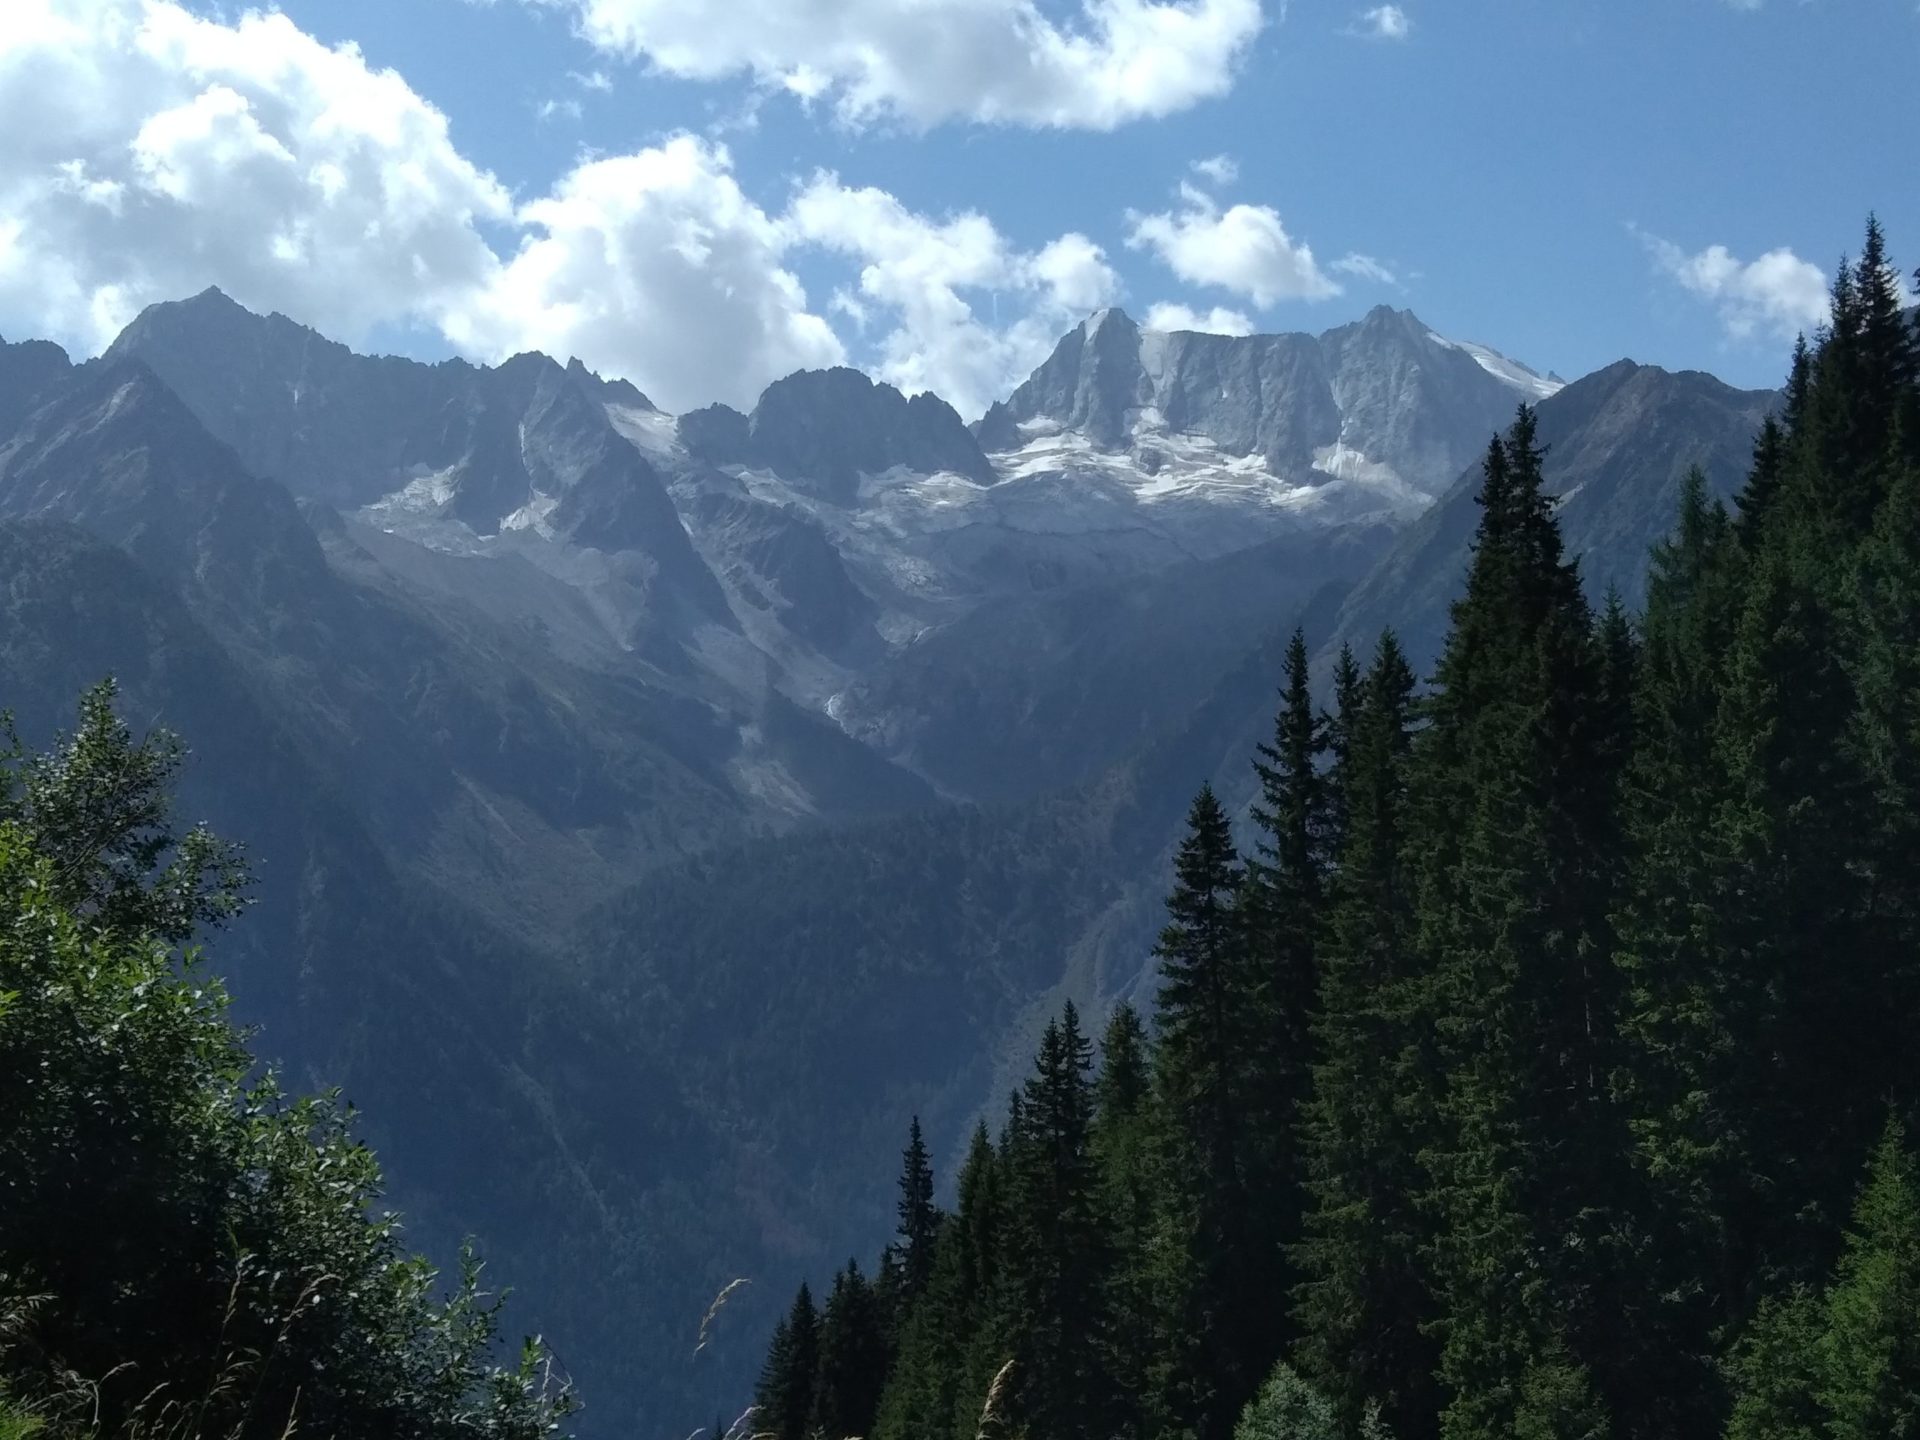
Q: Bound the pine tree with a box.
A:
[1243,628,1332,1373]
[1323,642,1366,858]
[999,1005,1108,1440]
[896,1117,940,1305]
[875,1125,1004,1440]
[812,1261,889,1440]
[1151,784,1263,1440]
[1726,1118,1920,1440]
[1409,408,1628,1440]
[757,1284,821,1440]
[1092,1005,1161,1440]
[1608,472,1747,1438]
[1292,630,1440,1440]
[1735,417,1789,551]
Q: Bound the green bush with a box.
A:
[0,683,574,1440]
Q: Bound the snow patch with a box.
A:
[605,402,684,458]
[1427,331,1563,399]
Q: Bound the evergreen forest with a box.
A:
[748,218,1920,1440]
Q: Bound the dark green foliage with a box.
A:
[0,687,571,1440]
[752,214,1920,1440]
[894,1118,941,1308]
[1726,1119,1920,1440]
[1091,1006,1160,1440]
[811,1263,889,1440]
[1292,632,1437,1440]
[1409,406,1627,1440]
[755,1285,819,1440]
[998,1004,1107,1440]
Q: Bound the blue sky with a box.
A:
[1,0,1915,415]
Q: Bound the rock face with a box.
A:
[976,304,1559,499]
[1323,357,1780,678]
[105,288,731,628]
[682,366,994,502]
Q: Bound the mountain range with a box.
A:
[0,290,1777,1436]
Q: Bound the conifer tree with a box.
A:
[1244,628,1332,1371]
[757,1284,821,1440]
[1292,630,1439,1440]
[1000,1005,1108,1440]
[874,1125,1004,1440]
[896,1117,940,1305]
[1092,1005,1161,1440]
[1152,784,1263,1440]
[1726,1118,1920,1440]
[1409,408,1628,1440]
[812,1261,889,1440]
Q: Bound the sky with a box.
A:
[0,0,1914,419]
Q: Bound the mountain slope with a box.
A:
[1325,359,1779,677]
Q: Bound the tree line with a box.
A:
[750,216,1920,1440]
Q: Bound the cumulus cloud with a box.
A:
[0,0,1138,414]
[447,137,846,410]
[534,0,1264,129]
[1190,153,1238,186]
[786,176,1120,417]
[0,0,512,355]
[1352,5,1409,39]
[1126,183,1341,308]
[1637,228,1829,342]
[1143,301,1254,335]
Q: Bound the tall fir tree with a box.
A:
[1151,784,1264,1440]
[756,1283,821,1440]
[812,1261,889,1440]
[1092,1005,1162,1440]
[1409,408,1630,1440]
[1291,630,1441,1440]
[896,1117,940,1305]
[1726,1118,1920,1440]
[999,1005,1108,1440]
[1243,628,1333,1373]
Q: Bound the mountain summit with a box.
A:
[977,304,1559,502]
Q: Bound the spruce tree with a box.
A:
[1409,408,1628,1440]
[1609,472,1748,1437]
[896,1117,940,1305]
[1292,630,1440,1440]
[1092,1005,1161,1440]
[874,1125,1004,1440]
[1244,628,1332,1372]
[757,1284,821,1440]
[1726,1118,1920,1440]
[812,1261,889,1440]
[1000,1005,1108,1440]
[1152,784,1263,1440]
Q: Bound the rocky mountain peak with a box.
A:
[682,365,994,503]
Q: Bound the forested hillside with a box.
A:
[749,219,1920,1440]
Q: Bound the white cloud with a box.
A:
[0,0,1141,417]
[1126,184,1340,307]
[786,175,1119,417]
[1190,153,1238,186]
[1637,228,1829,342]
[1353,5,1410,39]
[1331,252,1399,287]
[447,137,845,410]
[1144,301,1254,335]
[535,0,1265,129]
[535,96,584,121]
[0,0,512,354]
